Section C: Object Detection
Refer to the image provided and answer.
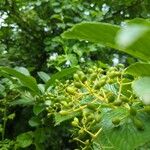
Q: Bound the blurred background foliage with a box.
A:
[0,0,150,149]
[0,0,150,74]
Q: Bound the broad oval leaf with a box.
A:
[94,108,150,150]
[62,22,120,48]
[15,67,30,76]
[0,67,40,94]
[28,117,41,127]
[116,23,150,61]
[10,98,34,106]
[16,132,33,148]
[37,71,50,83]
[116,25,149,48]
[132,77,150,105]
[125,62,150,76]
[62,19,150,61]
[33,104,45,116]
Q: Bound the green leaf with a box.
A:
[15,67,30,76]
[0,67,40,94]
[62,19,150,61]
[0,84,5,93]
[10,93,35,106]
[45,67,78,90]
[55,111,80,126]
[132,77,150,105]
[16,132,33,148]
[10,98,34,106]
[33,104,45,115]
[38,84,45,93]
[37,71,50,83]
[127,18,150,26]
[116,23,150,61]
[125,62,150,76]
[62,22,119,48]
[28,117,41,127]
[34,128,46,144]
[116,25,149,48]
[93,108,150,150]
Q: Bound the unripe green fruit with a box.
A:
[90,73,97,81]
[115,72,121,76]
[117,63,124,68]
[61,101,68,107]
[87,103,98,110]
[94,114,101,122]
[77,71,84,78]
[94,82,101,90]
[99,79,106,86]
[133,118,144,130]
[109,67,117,71]
[74,117,79,123]
[71,117,79,127]
[85,139,89,145]
[108,71,121,78]
[73,74,80,81]
[108,71,115,78]
[107,79,114,84]
[78,129,84,135]
[112,118,120,125]
[71,121,78,127]
[143,106,150,113]
[87,114,94,121]
[101,76,107,81]
[81,75,87,83]
[113,100,122,106]
[74,82,82,88]
[97,68,103,73]
[88,68,93,74]
[92,66,97,70]
[59,110,69,115]
[94,80,106,89]
[121,97,129,103]
[66,87,76,95]
[107,95,115,103]
[130,107,137,116]
[82,108,90,116]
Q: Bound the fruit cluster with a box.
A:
[45,65,147,149]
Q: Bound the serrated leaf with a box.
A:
[104,84,118,95]
[16,132,33,148]
[93,108,150,150]
[125,62,150,76]
[0,67,40,94]
[132,77,150,105]
[45,67,78,90]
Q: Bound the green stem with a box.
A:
[117,73,123,101]
[2,99,7,141]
